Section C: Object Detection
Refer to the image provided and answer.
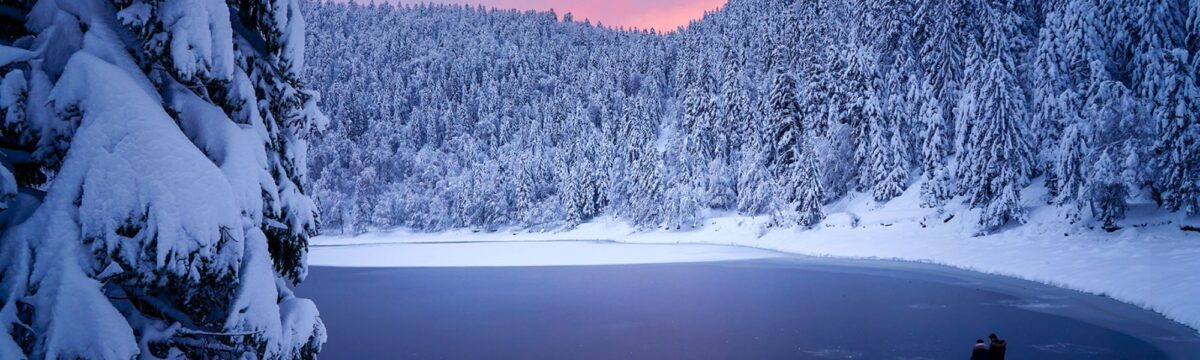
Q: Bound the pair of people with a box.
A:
[969,333,1007,360]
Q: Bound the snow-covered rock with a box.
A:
[821,212,860,229]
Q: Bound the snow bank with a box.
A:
[310,241,782,268]
[314,184,1200,333]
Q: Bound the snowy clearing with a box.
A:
[313,185,1200,334]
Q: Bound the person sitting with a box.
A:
[988,333,1007,360]
[970,339,988,360]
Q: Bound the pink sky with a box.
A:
[371,0,727,31]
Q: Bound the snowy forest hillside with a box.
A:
[306,0,1200,236]
[0,0,326,358]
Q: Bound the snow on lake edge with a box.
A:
[312,185,1200,333]
[309,241,783,267]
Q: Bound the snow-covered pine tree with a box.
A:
[1055,124,1090,222]
[683,86,716,161]
[767,54,801,183]
[1088,150,1129,231]
[0,0,325,358]
[737,146,778,216]
[1084,62,1144,199]
[793,134,824,227]
[979,0,1034,64]
[663,86,706,229]
[954,43,984,168]
[1190,0,1200,52]
[228,0,328,285]
[1147,49,1200,214]
[769,5,802,70]
[735,62,778,215]
[1130,0,1188,97]
[818,121,858,202]
[1032,0,1106,199]
[873,0,922,164]
[840,41,885,191]
[662,166,704,229]
[918,77,952,208]
[626,82,666,226]
[869,106,908,202]
[688,84,735,210]
[794,1,833,138]
[562,104,606,225]
[964,58,1034,234]
[720,47,752,159]
[876,37,915,202]
[916,0,965,133]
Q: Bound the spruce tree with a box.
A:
[840,42,885,191]
[0,0,326,357]
[1148,49,1200,214]
[720,48,751,159]
[870,110,908,202]
[918,78,952,208]
[1055,124,1089,222]
[917,0,966,129]
[1032,0,1106,198]
[1088,150,1128,231]
[1131,0,1188,96]
[964,59,1034,233]
[794,136,825,227]
[768,59,801,183]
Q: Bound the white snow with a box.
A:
[156,0,236,81]
[310,241,782,268]
[313,181,1200,333]
[51,51,243,275]
[0,45,35,68]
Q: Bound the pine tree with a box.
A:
[841,42,885,191]
[0,0,326,357]
[917,0,966,129]
[720,48,752,158]
[1055,124,1089,222]
[736,141,778,216]
[631,149,666,226]
[1131,0,1188,96]
[954,43,985,166]
[1148,49,1200,214]
[870,110,908,202]
[793,136,825,227]
[963,59,1034,233]
[1032,0,1106,198]
[683,86,717,161]
[979,0,1033,63]
[768,59,801,183]
[1088,150,1128,231]
[918,78,952,208]
[820,122,858,201]
[1085,64,1145,198]
[791,0,834,139]
[736,78,778,216]
[1190,0,1200,53]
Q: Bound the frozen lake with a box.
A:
[298,243,1200,359]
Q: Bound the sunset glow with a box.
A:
[371,0,728,31]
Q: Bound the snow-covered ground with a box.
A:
[312,182,1200,333]
[309,241,782,267]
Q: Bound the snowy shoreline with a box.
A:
[314,189,1200,334]
[308,240,785,267]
